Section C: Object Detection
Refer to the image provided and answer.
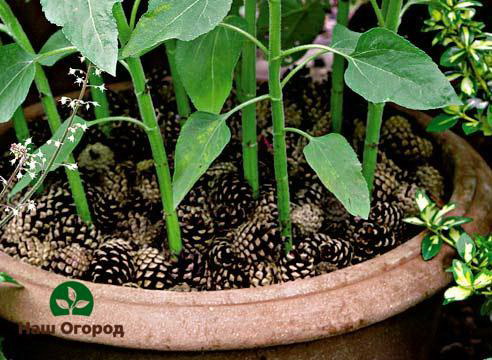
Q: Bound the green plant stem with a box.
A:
[11,104,29,142]
[34,46,77,62]
[114,4,182,255]
[224,94,271,119]
[240,0,260,199]
[268,0,293,252]
[282,50,327,88]
[368,0,386,27]
[218,22,269,55]
[129,0,142,29]
[362,102,384,193]
[88,68,111,135]
[284,127,312,140]
[0,0,91,223]
[165,40,191,119]
[88,116,151,131]
[330,0,349,134]
[361,0,403,194]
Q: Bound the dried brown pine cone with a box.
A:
[89,238,135,285]
[46,243,92,279]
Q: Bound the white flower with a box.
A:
[96,84,106,92]
[75,77,84,85]
[91,101,100,107]
[11,207,19,217]
[46,140,52,145]
[68,135,75,143]
[79,56,85,63]
[16,172,23,180]
[54,141,62,148]
[27,201,36,212]
[65,163,78,171]
[60,97,71,105]
[24,138,32,146]
[68,67,76,75]
[94,68,102,76]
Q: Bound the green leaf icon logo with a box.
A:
[50,281,94,317]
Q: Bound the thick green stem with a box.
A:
[330,0,349,134]
[88,67,111,135]
[114,4,182,255]
[240,0,260,199]
[165,40,191,119]
[362,102,384,193]
[0,0,91,223]
[362,0,403,194]
[11,107,29,142]
[268,0,292,252]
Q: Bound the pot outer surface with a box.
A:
[0,105,491,353]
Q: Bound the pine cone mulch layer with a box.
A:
[0,74,448,291]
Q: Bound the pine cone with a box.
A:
[278,247,315,282]
[381,116,433,163]
[46,243,92,279]
[209,239,238,270]
[373,162,399,203]
[7,237,53,268]
[89,238,135,285]
[134,160,160,206]
[317,234,353,270]
[47,214,103,251]
[209,172,255,232]
[247,262,279,287]
[78,143,115,174]
[348,222,398,263]
[180,252,210,290]
[178,204,215,255]
[134,247,180,290]
[394,182,420,216]
[86,185,126,232]
[208,264,249,290]
[414,165,444,200]
[291,203,324,236]
[115,211,164,248]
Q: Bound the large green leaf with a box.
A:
[176,16,245,114]
[173,112,231,208]
[122,0,232,58]
[257,0,326,65]
[331,24,361,55]
[40,0,121,75]
[303,133,370,218]
[10,116,87,198]
[0,44,35,123]
[344,28,462,110]
[39,30,76,66]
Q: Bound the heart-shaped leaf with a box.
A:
[40,0,121,75]
[331,24,361,55]
[0,44,35,123]
[173,112,231,208]
[176,16,246,114]
[122,0,232,58]
[56,299,70,310]
[344,28,462,110]
[10,116,87,198]
[303,133,370,218]
[39,30,76,66]
[74,300,90,309]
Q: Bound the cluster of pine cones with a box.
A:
[0,75,445,291]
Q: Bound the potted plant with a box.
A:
[0,0,491,356]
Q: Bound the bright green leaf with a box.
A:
[451,259,474,288]
[122,0,232,58]
[440,216,473,229]
[303,133,370,218]
[487,105,492,128]
[415,189,432,212]
[473,270,492,289]
[344,28,462,110]
[403,216,425,226]
[10,116,87,198]
[421,233,443,260]
[173,112,231,208]
[443,286,473,304]
[176,16,245,114]
[456,232,476,263]
[0,44,35,123]
[427,114,459,132]
[462,121,481,135]
[0,272,22,287]
[38,30,76,66]
[331,24,362,55]
[40,0,121,75]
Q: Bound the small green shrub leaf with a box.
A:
[122,0,232,58]
[38,30,76,66]
[10,116,87,198]
[480,298,492,316]
[443,286,473,304]
[303,133,370,218]
[0,272,22,287]
[473,270,492,289]
[40,0,121,75]
[173,112,231,208]
[344,28,462,110]
[331,24,361,55]
[426,114,459,132]
[421,233,443,260]
[176,16,246,114]
[451,259,474,288]
[456,233,476,263]
[0,44,35,123]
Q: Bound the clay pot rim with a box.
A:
[1,85,491,351]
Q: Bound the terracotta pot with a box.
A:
[0,97,491,356]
